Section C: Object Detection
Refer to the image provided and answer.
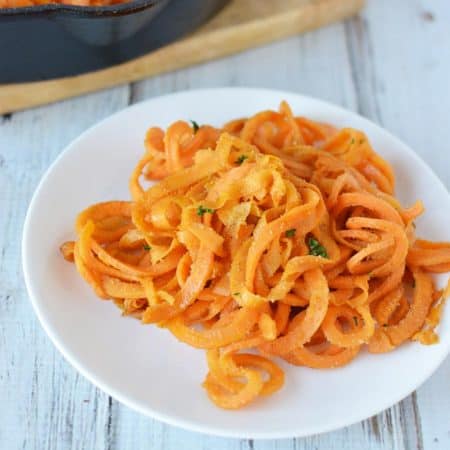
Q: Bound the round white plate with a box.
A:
[22,88,450,439]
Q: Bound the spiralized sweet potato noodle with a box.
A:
[0,0,128,7]
[61,101,450,409]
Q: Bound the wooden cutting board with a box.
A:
[0,0,363,114]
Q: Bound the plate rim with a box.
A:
[22,87,450,439]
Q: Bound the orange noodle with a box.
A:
[61,101,450,409]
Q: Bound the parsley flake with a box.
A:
[190,120,199,134]
[236,155,248,165]
[233,292,240,296]
[308,237,328,258]
[353,316,359,326]
[285,228,296,238]
[143,244,151,251]
[197,205,215,216]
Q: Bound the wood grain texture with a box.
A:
[1,0,449,449]
[0,0,363,114]
[0,89,130,450]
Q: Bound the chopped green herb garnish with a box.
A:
[236,154,248,165]
[308,237,328,258]
[285,228,296,238]
[197,205,215,216]
[353,316,359,326]
[143,244,151,251]
[190,120,199,133]
[233,292,240,296]
[351,138,355,144]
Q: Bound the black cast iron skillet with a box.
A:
[0,0,229,83]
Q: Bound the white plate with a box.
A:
[22,88,450,439]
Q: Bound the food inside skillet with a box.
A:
[0,0,128,7]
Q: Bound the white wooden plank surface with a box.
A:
[1,0,449,449]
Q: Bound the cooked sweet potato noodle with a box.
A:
[1,0,129,7]
[61,101,450,409]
